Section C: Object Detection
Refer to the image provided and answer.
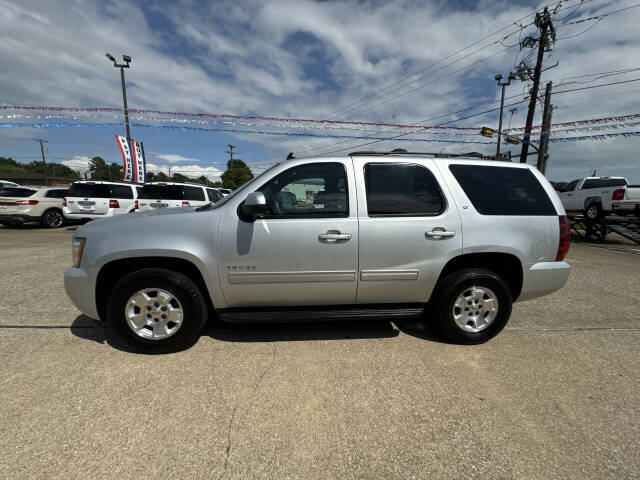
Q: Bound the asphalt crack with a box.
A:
[217,342,277,480]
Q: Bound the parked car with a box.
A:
[0,180,19,188]
[135,182,222,211]
[65,153,571,351]
[63,181,140,221]
[0,186,68,228]
[557,176,640,219]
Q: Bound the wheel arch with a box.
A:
[95,256,215,321]
[431,252,523,302]
[584,196,602,209]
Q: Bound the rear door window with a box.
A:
[183,186,205,201]
[111,185,134,199]
[449,164,556,216]
[364,163,444,216]
[138,185,183,200]
[0,188,37,197]
[67,183,111,198]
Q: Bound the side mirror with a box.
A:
[239,192,267,221]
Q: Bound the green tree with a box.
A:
[221,159,253,189]
[88,157,123,181]
[170,172,190,183]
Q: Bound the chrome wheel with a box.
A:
[43,209,63,228]
[124,288,184,340]
[452,286,499,333]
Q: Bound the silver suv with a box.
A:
[64,153,571,351]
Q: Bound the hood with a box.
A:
[73,206,211,238]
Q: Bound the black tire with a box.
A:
[106,268,208,353]
[41,208,64,228]
[584,202,603,220]
[432,268,512,345]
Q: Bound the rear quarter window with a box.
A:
[0,188,37,197]
[449,165,556,216]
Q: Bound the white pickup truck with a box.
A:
[557,177,640,219]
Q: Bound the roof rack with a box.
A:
[349,148,495,159]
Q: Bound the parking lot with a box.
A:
[1,226,639,479]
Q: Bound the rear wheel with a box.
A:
[432,268,512,344]
[41,208,64,228]
[585,203,602,220]
[106,268,208,352]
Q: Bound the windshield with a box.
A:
[204,163,280,210]
[138,184,184,200]
[68,183,111,198]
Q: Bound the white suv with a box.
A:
[64,181,140,221]
[136,182,222,211]
[0,186,68,228]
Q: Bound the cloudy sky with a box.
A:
[1,0,639,182]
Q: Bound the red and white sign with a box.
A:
[115,135,133,182]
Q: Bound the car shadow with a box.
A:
[70,314,414,354]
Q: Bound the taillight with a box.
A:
[62,198,67,207]
[612,189,625,201]
[134,200,139,209]
[182,201,190,207]
[556,215,571,261]
[15,200,39,205]
[109,199,120,208]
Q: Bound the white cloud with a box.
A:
[146,162,222,182]
[61,155,91,172]
[154,153,201,163]
[1,0,639,180]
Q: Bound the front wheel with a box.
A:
[106,268,208,352]
[432,268,512,345]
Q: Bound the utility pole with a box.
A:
[495,72,516,158]
[34,138,49,185]
[520,7,554,163]
[537,81,553,174]
[225,144,236,163]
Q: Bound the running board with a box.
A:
[217,305,425,324]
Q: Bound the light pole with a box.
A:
[494,72,516,158]
[106,53,132,142]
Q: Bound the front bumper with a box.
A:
[64,267,99,319]
[518,261,571,302]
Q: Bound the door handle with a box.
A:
[319,231,352,242]
[426,229,456,239]
[567,193,572,196]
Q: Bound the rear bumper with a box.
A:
[0,213,40,224]
[611,201,640,212]
[518,261,571,302]
[64,267,99,319]
[63,208,118,220]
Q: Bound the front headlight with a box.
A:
[72,237,86,268]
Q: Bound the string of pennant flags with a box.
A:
[2,120,640,146]
[2,105,640,133]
